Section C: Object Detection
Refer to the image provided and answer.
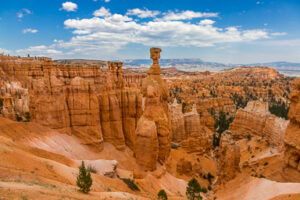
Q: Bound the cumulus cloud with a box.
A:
[93,7,111,17]
[0,48,11,55]
[58,7,269,55]
[17,8,31,19]
[14,8,272,58]
[126,8,160,18]
[16,45,62,56]
[61,2,78,12]
[23,28,38,34]
[162,10,218,21]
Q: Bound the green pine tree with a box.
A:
[77,161,93,193]
[186,178,202,200]
[157,189,168,200]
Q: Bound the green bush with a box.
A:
[24,112,30,122]
[186,178,202,200]
[76,161,93,193]
[158,189,168,200]
[208,185,212,191]
[120,178,140,191]
[15,114,23,122]
[207,173,214,185]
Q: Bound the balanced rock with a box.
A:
[134,48,172,171]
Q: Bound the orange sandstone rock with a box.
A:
[134,48,172,171]
[284,78,300,172]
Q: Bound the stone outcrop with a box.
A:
[0,55,142,151]
[284,78,300,172]
[176,158,192,176]
[169,98,186,143]
[181,104,212,154]
[217,133,241,184]
[134,48,172,171]
[229,100,288,147]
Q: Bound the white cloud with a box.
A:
[271,32,287,36]
[199,19,215,25]
[126,8,160,18]
[16,45,62,56]
[93,7,111,17]
[13,8,271,59]
[23,28,38,34]
[59,8,269,56]
[162,10,218,21]
[17,8,31,19]
[61,2,78,12]
[0,48,11,55]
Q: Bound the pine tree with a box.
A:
[186,178,202,200]
[77,161,93,193]
[157,189,168,200]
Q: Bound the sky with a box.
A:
[0,0,300,64]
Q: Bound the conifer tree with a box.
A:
[186,178,202,200]
[157,189,168,200]
[76,161,93,193]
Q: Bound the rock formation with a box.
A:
[0,55,142,151]
[134,48,172,171]
[181,104,212,153]
[284,78,300,172]
[169,98,186,143]
[229,100,288,147]
[217,133,241,184]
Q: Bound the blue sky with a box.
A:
[0,0,300,64]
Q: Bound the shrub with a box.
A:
[208,185,212,191]
[24,112,30,122]
[120,178,140,191]
[247,134,252,141]
[207,173,214,185]
[171,143,180,149]
[201,187,207,193]
[158,189,168,200]
[15,114,23,122]
[77,161,93,193]
[186,178,202,200]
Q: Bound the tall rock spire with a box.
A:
[147,47,162,75]
[134,47,172,172]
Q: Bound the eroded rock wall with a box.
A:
[0,55,142,151]
[284,78,300,172]
[229,100,289,148]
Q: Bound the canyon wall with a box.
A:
[0,55,142,151]
[229,100,289,147]
[284,78,300,172]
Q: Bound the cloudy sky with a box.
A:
[0,0,300,64]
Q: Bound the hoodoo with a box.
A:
[134,48,172,171]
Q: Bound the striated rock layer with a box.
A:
[229,100,289,148]
[0,54,142,151]
[284,78,300,172]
